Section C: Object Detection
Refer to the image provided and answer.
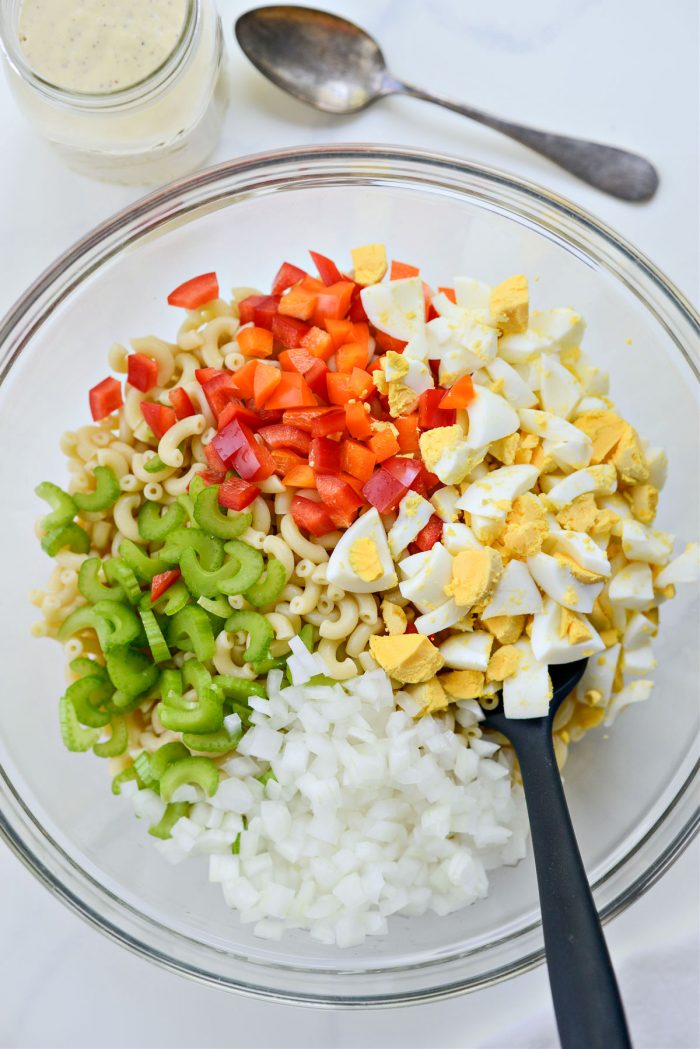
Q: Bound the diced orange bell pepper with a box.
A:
[394,413,420,452]
[278,285,318,321]
[232,359,259,399]
[312,281,355,326]
[253,362,282,408]
[374,330,408,354]
[325,318,354,350]
[271,447,305,475]
[340,439,377,482]
[326,368,374,405]
[282,464,317,488]
[336,341,369,373]
[236,326,274,358]
[438,286,457,303]
[264,372,317,410]
[390,260,420,279]
[369,427,401,462]
[439,374,475,409]
[351,321,370,348]
[301,325,334,360]
[345,400,373,439]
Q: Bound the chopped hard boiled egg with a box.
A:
[607,562,654,610]
[544,465,617,511]
[430,485,460,523]
[490,275,529,334]
[419,425,486,485]
[439,631,493,671]
[518,408,592,471]
[481,559,543,619]
[576,643,621,707]
[620,521,673,565]
[538,356,582,420]
[464,385,519,448]
[454,276,491,316]
[351,243,387,286]
[530,308,585,351]
[444,548,503,609]
[399,542,453,612]
[388,491,435,557]
[413,598,464,634]
[369,633,444,684]
[457,464,539,521]
[528,552,604,612]
[326,508,397,593]
[502,640,552,718]
[360,276,425,342]
[485,357,537,408]
[654,543,700,588]
[530,597,605,664]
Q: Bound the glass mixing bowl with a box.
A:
[0,146,697,1005]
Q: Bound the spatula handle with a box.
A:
[516,720,632,1049]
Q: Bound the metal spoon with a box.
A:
[482,660,631,1049]
[235,5,659,202]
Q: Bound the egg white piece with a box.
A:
[644,445,668,490]
[622,642,656,676]
[528,552,604,612]
[607,561,654,610]
[470,514,504,544]
[538,356,582,420]
[457,464,539,521]
[439,631,494,671]
[576,643,621,706]
[442,521,483,554]
[498,329,553,365]
[530,308,585,350]
[430,485,460,523]
[422,430,488,486]
[454,277,492,317]
[655,543,700,587]
[568,349,608,396]
[485,357,537,408]
[620,521,673,566]
[360,277,425,342]
[326,508,397,594]
[518,408,592,471]
[424,315,498,386]
[464,385,519,448]
[398,541,453,612]
[481,559,544,618]
[398,549,432,577]
[604,679,653,726]
[544,465,618,511]
[530,597,605,664]
[413,598,464,634]
[384,352,434,395]
[575,396,608,414]
[502,640,552,719]
[623,612,656,650]
[546,530,611,577]
[387,491,435,557]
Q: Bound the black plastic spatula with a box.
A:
[482,660,632,1049]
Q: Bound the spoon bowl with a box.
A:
[236,6,387,114]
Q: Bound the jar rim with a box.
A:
[0,0,199,109]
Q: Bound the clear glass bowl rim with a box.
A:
[0,144,698,1007]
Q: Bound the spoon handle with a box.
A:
[386,78,658,201]
[512,719,632,1049]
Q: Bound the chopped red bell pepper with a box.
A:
[390,260,420,279]
[310,408,346,438]
[381,456,422,488]
[197,468,227,488]
[169,387,196,420]
[348,286,368,322]
[258,424,311,454]
[198,370,241,418]
[218,476,260,511]
[151,569,181,603]
[271,261,307,296]
[312,281,355,326]
[439,374,475,409]
[410,462,441,497]
[271,313,311,348]
[238,294,280,329]
[89,377,123,421]
[418,388,456,429]
[216,400,265,432]
[253,362,282,409]
[362,468,407,514]
[280,347,329,398]
[290,495,337,537]
[203,441,228,474]
[314,474,364,528]
[413,514,443,551]
[309,436,342,474]
[211,418,276,481]
[282,406,336,431]
[127,353,158,393]
[374,330,408,354]
[340,439,376,482]
[167,272,219,309]
[300,325,334,360]
[141,401,177,439]
[230,360,258,399]
[309,250,345,286]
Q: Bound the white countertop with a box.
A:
[1,1,698,1046]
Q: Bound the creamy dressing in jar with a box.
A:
[18,0,188,94]
[0,0,228,184]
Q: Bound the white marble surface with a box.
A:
[1,1,698,1046]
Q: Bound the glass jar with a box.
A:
[0,0,229,184]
